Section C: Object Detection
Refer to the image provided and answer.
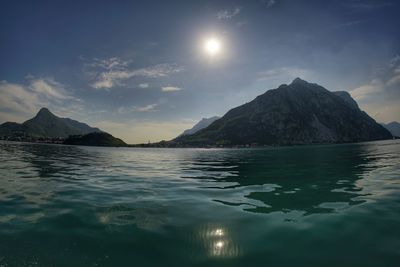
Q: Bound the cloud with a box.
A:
[0,81,41,118]
[335,19,369,28]
[86,57,185,89]
[390,55,400,67]
[349,55,400,122]
[139,83,149,88]
[350,55,400,100]
[344,1,393,10]
[236,20,248,27]
[30,78,74,100]
[92,78,115,89]
[87,57,129,70]
[257,67,314,82]
[135,103,158,112]
[117,103,159,114]
[261,0,277,8]
[161,86,182,92]
[0,77,78,123]
[217,7,241,19]
[386,74,400,86]
[350,79,385,100]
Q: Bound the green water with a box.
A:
[0,140,399,266]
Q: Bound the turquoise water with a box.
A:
[0,140,399,266]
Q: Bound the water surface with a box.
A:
[0,140,399,266]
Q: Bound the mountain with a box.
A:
[174,78,392,146]
[333,91,360,110]
[63,132,126,147]
[381,121,400,137]
[180,116,220,136]
[0,108,102,138]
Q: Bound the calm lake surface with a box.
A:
[0,140,399,266]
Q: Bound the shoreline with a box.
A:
[1,137,397,149]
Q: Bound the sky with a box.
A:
[0,0,399,144]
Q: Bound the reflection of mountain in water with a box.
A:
[182,143,377,215]
[0,142,101,225]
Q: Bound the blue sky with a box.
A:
[1,0,399,143]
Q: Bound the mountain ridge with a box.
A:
[174,78,392,146]
[0,107,102,138]
[180,116,220,136]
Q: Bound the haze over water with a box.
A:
[0,140,399,266]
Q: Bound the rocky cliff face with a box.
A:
[175,78,392,146]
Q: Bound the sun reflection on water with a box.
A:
[197,225,241,258]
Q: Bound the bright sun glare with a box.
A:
[204,38,221,56]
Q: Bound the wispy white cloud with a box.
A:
[390,55,400,67]
[261,0,277,8]
[257,67,313,82]
[30,78,74,100]
[335,19,369,28]
[386,74,400,86]
[85,57,185,89]
[139,83,149,89]
[236,20,248,27]
[135,103,158,112]
[217,7,241,19]
[0,81,41,118]
[87,57,130,70]
[344,1,393,10]
[161,86,182,92]
[349,55,400,122]
[350,55,400,100]
[0,77,78,123]
[350,79,385,100]
[117,103,159,114]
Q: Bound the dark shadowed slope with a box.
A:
[333,91,360,110]
[63,132,126,147]
[175,78,392,146]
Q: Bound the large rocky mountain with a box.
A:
[381,121,400,137]
[174,78,392,146]
[0,108,102,138]
[180,116,220,136]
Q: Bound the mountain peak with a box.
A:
[36,107,53,117]
[0,107,102,139]
[176,79,391,146]
[291,77,308,85]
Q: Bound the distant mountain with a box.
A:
[64,132,126,147]
[180,116,220,136]
[381,121,400,137]
[174,78,392,146]
[0,108,102,138]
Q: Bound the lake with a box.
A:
[0,140,399,266]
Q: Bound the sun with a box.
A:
[204,38,221,56]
